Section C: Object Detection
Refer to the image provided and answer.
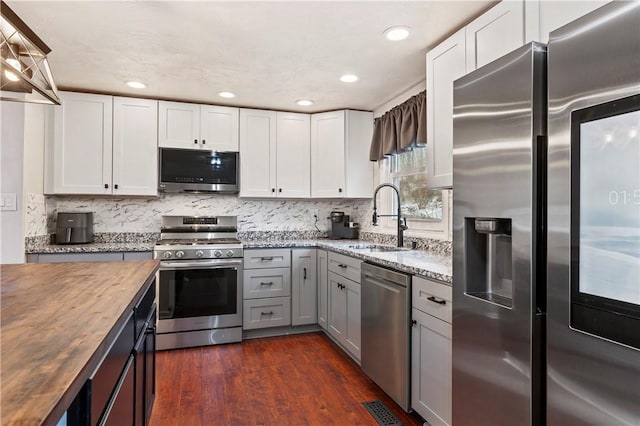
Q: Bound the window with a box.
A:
[379,148,450,237]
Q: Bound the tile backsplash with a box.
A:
[26,193,371,235]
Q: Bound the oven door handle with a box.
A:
[160,259,242,270]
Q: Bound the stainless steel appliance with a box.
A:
[361,262,411,411]
[158,148,239,193]
[452,42,547,425]
[547,2,640,424]
[154,215,243,350]
[56,212,94,244]
[453,3,640,425]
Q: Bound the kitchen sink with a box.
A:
[346,244,411,253]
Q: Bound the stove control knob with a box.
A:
[175,250,185,259]
[214,250,223,258]
[226,250,234,258]
[195,250,204,258]
[162,252,172,259]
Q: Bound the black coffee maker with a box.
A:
[328,211,359,239]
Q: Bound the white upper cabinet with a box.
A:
[465,1,525,72]
[239,109,310,198]
[46,92,158,196]
[239,108,277,197]
[311,110,373,198]
[200,105,239,151]
[276,112,311,198]
[159,101,239,151]
[426,29,466,190]
[112,97,158,196]
[427,1,525,189]
[525,0,610,43]
[47,92,113,194]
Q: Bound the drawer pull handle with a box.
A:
[260,257,274,261]
[338,264,347,269]
[260,281,274,286]
[303,267,307,280]
[427,296,447,305]
[411,320,417,327]
[260,311,274,316]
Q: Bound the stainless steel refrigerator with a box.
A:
[452,2,639,425]
[546,2,639,425]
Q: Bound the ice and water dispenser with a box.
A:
[464,218,513,308]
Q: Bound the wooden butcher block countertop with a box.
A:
[0,260,159,426]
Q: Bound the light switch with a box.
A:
[0,193,17,211]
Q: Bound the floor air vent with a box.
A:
[362,400,403,426]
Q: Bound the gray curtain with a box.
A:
[369,90,426,161]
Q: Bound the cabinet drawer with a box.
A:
[328,252,361,283]
[243,268,291,299]
[413,276,452,324]
[244,249,291,269]
[243,297,291,329]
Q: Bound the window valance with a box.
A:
[369,90,426,161]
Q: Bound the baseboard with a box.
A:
[242,324,321,340]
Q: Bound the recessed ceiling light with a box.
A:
[340,74,359,83]
[383,26,411,41]
[126,81,146,89]
[218,91,236,98]
[296,99,314,106]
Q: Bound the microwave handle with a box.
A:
[160,259,242,270]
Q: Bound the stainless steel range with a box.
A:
[154,215,243,350]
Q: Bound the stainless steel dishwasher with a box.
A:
[361,262,411,411]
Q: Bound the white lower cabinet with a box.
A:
[411,277,452,426]
[243,297,291,329]
[317,249,329,330]
[291,249,317,326]
[328,270,361,361]
[242,248,292,330]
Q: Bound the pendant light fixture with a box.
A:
[0,1,60,105]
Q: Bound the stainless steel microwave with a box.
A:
[158,148,239,193]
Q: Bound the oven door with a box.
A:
[156,258,242,333]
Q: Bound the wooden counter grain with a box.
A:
[0,260,159,426]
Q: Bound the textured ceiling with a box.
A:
[7,1,495,113]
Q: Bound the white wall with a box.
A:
[1,101,26,263]
[23,103,47,195]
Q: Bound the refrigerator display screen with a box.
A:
[579,109,640,305]
[571,94,640,350]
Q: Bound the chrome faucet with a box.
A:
[372,183,408,247]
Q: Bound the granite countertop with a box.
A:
[26,241,156,254]
[244,239,452,283]
[0,260,159,426]
[27,237,452,284]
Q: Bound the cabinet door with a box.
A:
[328,272,347,341]
[344,278,361,361]
[344,110,374,198]
[465,1,525,72]
[317,250,329,330]
[239,109,277,197]
[276,112,310,198]
[200,105,239,151]
[48,92,112,194]
[311,111,346,198]
[100,356,135,426]
[411,308,452,426]
[292,249,317,326]
[112,97,158,196]
[426,29,466,189]
[525,0,609,43]
[158,101,200,148]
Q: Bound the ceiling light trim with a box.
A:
[0,0,60,105]
[383,26,411,41]
[218,91,236,98]
[296,99,314,106]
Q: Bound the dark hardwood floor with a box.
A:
[149,332,423,426]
